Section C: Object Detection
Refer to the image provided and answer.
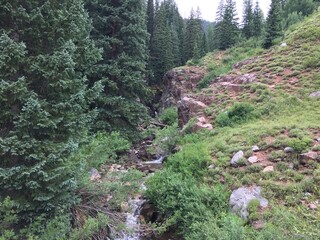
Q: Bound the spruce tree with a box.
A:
[183,8,204,62]
[149,0,184,84]
[85,0,150,135]
[219,0,240,49]
[213,0,225,49]
[242,0,254,38]
[253,1,264,38]
[263,0,283,48]
[147,0,155,39]
[207,23,216,52]
[0,0,101,218]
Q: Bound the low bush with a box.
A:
[145,169,229,236]
[216,103,257,127]
[165,142,211,179]
[159,107,178,125]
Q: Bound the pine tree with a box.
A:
[242,0,254,38]
[0,0,101,218]
[214,0,225,48]
[147,0,155,39]
[85,0,150,135]
[183,7,204,62]
[149,0,184,84]
[253,1,264,38]
[219,0,240,49]
[207,23,216,52]
[263,0,283,48]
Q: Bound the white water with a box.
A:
[115,198,146,240]
[143,156,164,165]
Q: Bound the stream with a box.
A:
[115,156,164,240]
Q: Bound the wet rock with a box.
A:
[263,166,274,172]
[230,151,244,166]
[284,147,294,153]
[140,202,159,223]
[89,168,101,181]
[229,186,269,219]
[252,145,260,152]
[248,156,258,164]
[309,91,320,98]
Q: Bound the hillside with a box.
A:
[145,10,320,239]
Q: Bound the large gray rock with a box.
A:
[230,151,244,165]
[309,91,320,98]
[229,186,269,219]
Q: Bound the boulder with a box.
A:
[177,97,208,128]
[309,91,320,98]
[230,151,244,165]
[252,145,260,152]
[248,156,258,164]
[229,186,269,219]
[284,147,294,153]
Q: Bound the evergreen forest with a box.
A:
[1,0,320,239]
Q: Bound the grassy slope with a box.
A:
[153,11,320,239]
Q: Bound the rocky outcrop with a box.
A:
[160,67,206,110]
[233,57,259,69]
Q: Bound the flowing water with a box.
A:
[115,156,163,240]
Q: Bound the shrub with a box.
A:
[70,132,130,169]
[145,169,229,236]
[216,103,257,127]
[166,142,211,179]
[159,107,178,125]
[287,137,312,153]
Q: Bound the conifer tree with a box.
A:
[147,0,155,39]
[263,0,283,48]
[184,7,204,62]
[149,0,184,84]
[253,1,264,37]
[242,0,254,38]
[219,0,240,49]
[213,0,225,49]
[85,0,150,134]
[207,23,216,52]
[0,0,101,217]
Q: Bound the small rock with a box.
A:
[280,42,287,47]
[284,147,294,153]
[230,151,244,165]
[208,164,215,169]
[288,163,294,169]
[252,145,260,152]
[309,203,317,210]
[229,186,268,219]
[316,138,320,142]
[300,151,319,161]
[120,202,129,212]
[263,166,274,172]
[248,156,258,164]
[309,91,320,98]
[89,168,101,181]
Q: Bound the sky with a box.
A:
[174,0,271,22]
